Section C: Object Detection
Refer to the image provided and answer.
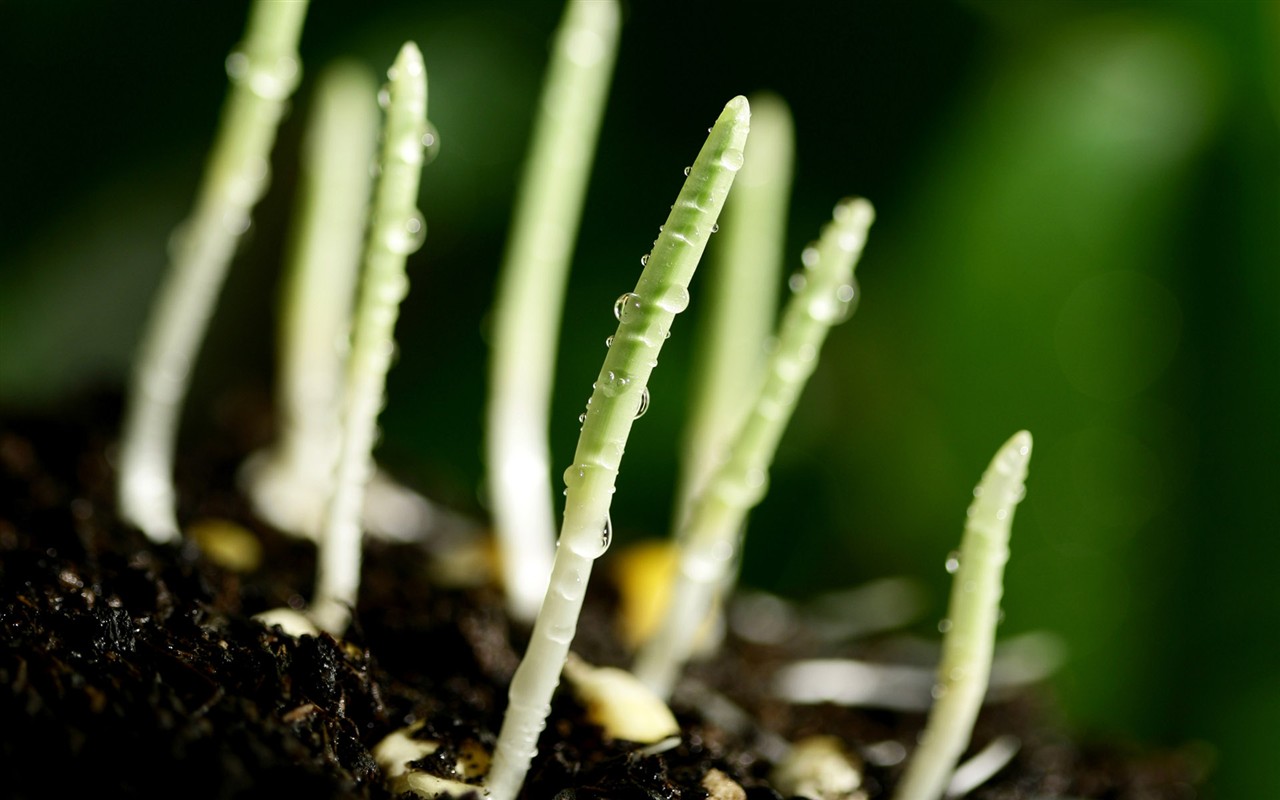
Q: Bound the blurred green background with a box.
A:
[1,0,1275,796]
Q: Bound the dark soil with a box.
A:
[0,393,1209,799]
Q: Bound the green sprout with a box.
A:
[673,91,793,533]
[117,0,309,543]
[485,0,621,624]
[105,3,1048,796]
[485,96,751,800]
[634,197,875,699]
[309,42,430,636]
[238,60,379,541]
[892,431,1033,800]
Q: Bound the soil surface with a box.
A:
[0,394,1208,799]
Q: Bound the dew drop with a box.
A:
[807,293,840,322]
[225,51,249,80]
[655,285,690,313]
[605,335,614,348]
[384,211,427,255]
[377,87,391,109]
[222,210,251,235]
[788,273,807,293]
[578,412,587,425]
[937,618,953,633]
[563,464,586,490]
[634,387,650,419]
[600,513,613,552]
[711,223,720,233]
[801,246,819,268]
[640,254,649,266]
[396,135,424,165]
[377,273,410,305]
[719,149,745,172]
[613,292,641,323]
[945,551,961,574]
[599,370,631,398]
[931,683,948,700]
[420,121,441,165]
[683,166,692,176]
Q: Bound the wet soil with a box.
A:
[0,394,1208,799]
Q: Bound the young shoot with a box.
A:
[633,198,875,700]
[309,42,430,636]
[485,96,751,800]
[673,91,793,533]
[485,0,621,624]
[239,60,379,540]
[117,0,309,543]
[891,431,1032,800]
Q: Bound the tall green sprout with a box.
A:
[239,61,379,540]
[893,431,1032,800]
[118,0,309,543]
[485,0,621,624]
[673,92,793,532]
[311,43,430,636]
[634,198,875,699]
[485,97,751,800]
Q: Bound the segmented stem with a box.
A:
[310,43,429,636]
[634,198,875,699]
[485,96,751,800]
[117,0,309,542]
[241,61,379,539]
[892,431,1032,800]
[485,0,621,623]
[674,91,793,533]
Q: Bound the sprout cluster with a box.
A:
[114,2,1038,799]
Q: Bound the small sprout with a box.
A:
[117,0,309,543]
[238,60,379,540]
[771,736,866,800]
[484,96,751,800]
[562,653,679,743]
[486,0,622,624]
[891,431,1033,800]
[309,41,430,636]
[633,198,875,699]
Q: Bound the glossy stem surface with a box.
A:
[486,96,751,800]
[118,0,309,542]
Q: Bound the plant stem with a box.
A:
[240,60,379,539]
[891,431,1032,800]
[485,0,621,624]
[485,96,751,800]
[117,0,309,543]
[673,92,793,535]
[633,198,875,699]
[310,42,429,636]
